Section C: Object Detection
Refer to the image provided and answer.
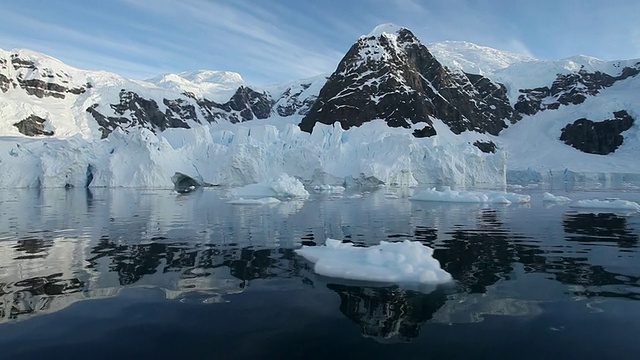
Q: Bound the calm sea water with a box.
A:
[0,186,639,359]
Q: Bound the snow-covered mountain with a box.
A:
[0,48,321,139]
[299,24,515,137]
[1,24,639,189]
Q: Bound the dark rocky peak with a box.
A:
[515,63,640,116]
[226,86,272,121]
[299,24,515,137]
[194,86,273,124]
[559,110,635,155]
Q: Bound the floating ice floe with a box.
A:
[410,186,530,204]
[295,239,452,287]
[227,197,281,205]
[229,173,309,199]
[570,198,640,211]
[542,192,571,203]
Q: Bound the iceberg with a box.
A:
[228,174,309,199]
[542,192,571,203]
[411,186,530,204]
[227,197,281,205]
[295,239,452,287]
[570,198,640,211]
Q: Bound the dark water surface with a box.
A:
[1,187,639,359]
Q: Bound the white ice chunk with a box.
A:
[411,186,530,204]
[229,174,309,199]
[570,198,640,211]
[295,239,452,286]
[543,192,572,203]
[227,197,281,205]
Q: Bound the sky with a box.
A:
[1,0,639,85]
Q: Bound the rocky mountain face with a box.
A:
[0,55,86,99]
[1,25,639,157]
[85,85,277,138]
[299,25,638,155]
[0,49,318,139]
[299,25,515,139]
[514,66,640,116]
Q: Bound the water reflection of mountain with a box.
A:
[563,212,638,248]
[326,284,447,343]
[424,208,640,302]
[1,188,640,332]
[1,238,310,322]
[87,237,305,285]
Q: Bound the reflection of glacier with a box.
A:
[1,187,639,332]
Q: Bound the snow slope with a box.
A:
[498,74,640,184]
[147,70,244,102]
[428,40,536,76]
[429,40,640,184]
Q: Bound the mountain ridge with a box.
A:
[1,24,639,188]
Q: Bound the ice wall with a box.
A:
[0,121,506,188]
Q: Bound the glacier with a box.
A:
[0,119,506,189]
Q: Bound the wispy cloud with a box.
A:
[117,0,347,83]
[1,0,638,84]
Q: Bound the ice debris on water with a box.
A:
[295,239,453,286]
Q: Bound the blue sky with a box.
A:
[1,0,638,85]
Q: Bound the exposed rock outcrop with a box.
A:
[13,115,54,136]
[559,110,634,155]
[473,140,497,153]
[0,73,12,92]
[16,78,85,99]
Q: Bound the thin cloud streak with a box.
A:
[0,0,638,84]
